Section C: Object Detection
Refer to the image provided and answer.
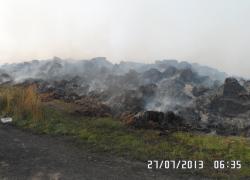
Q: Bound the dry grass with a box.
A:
[0,85,44,122]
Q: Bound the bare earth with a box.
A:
[0,124,204,180]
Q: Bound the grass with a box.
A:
[0,86,250,178]
[0,85,43,122]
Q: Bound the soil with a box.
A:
[0,124,205,180]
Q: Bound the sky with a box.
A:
[0,0,250,77]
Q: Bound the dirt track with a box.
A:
[0,124,203,180]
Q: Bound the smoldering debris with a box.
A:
[1,57,250,135]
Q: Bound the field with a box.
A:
[0,86,250,178]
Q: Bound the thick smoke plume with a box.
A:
[0,56,227,113]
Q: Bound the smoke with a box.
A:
[0,57,228,114]
[0,0,250,77]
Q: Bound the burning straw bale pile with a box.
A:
[121,110,190,131]
[74,97,111,117]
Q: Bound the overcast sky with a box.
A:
[0,0,250,77]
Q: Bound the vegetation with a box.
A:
[0,86,249,178]
[0,85,43,122]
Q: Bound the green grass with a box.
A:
[12,106,250,178]
[0,86,249,178]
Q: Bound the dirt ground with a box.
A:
[0,124,205,180]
